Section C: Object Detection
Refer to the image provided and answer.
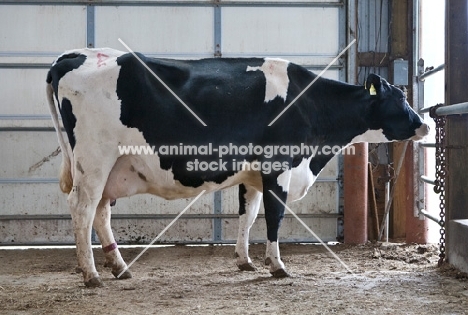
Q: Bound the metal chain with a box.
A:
[430,104,446,266]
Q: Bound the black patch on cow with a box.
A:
[60,98,77,149]
[238,184,247,216]
[47,53,86,96]
[114,53,424,189]
[47,53,86,149]
[116,54,284,188]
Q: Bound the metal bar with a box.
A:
[419,107,431,114]
[0,178,59,184]
[213,191,222,242]
[0,61,342,71]
[419,142,436,148]
[0,127,58,132]
[220,52,343,58]
[420,102,468,116]
[86,2,95,253]
[213,3,222,58]
[418,209,442,226]
[0,63,51,69]
[434,102,468,116]
[0,51,61,57]
[346,0,357,82]
[0,213,343,221]
[337,0,346,81]
[0,1,344,7]
[378,141,408,240]
[418,64,445,82]
[0,239,334,247]
[420,175,436,186]
[0,115,53,120]
[412,0,420,76]
[86,5,95,48]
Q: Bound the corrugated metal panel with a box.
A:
[357,0,389,54]
[357,0,389,84]
[222,7,339,61]
[0,5,86,53]
[0,0,346,245]
[0,132,61,180]
[95,6,214,57]
[0,69,50,115]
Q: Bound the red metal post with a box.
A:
[344,143,368,244]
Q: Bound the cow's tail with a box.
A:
[46,81,74,194]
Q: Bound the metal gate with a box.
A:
[0,0,347,245]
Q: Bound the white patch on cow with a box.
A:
[276,157,316,201]
[350,128,390,143]
[288,156,316,201]
[265,241,285,272]
[412,121,430,141]
[276,168,292,192]
[247,58,290,103]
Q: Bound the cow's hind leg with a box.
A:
[69,153,119,287]
[94,198,132,280]
[235,184,262,271]
[68,183,103,287]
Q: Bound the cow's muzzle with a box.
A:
[411,123,430,141]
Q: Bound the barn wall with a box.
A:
[0,0,348,245]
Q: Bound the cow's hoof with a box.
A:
[270,269,290,278]
[112,269,133,280]
[84,277,104,288]
[237,262,257,271]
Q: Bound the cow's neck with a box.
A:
[307,77,373,146]
[305,78,373,176]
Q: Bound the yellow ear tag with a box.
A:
[369,83,377,95]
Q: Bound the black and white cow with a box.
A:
[46,48,429,287]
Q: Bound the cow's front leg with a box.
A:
[68,185,102,287]
[262,172,290,278]
[235,184,262,271]
[94,198,131,280]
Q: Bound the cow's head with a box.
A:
[365,74,429,141]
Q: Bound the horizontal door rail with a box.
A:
[420,101,468,116]
[0,178,59,184]
[0,1,344,7]
[0,63,51,69]
[420,175,436,185]
[418,64,445,82]
[0,115,53,120]
[0,213,342,221]
[419,142,436,148]
[418,209,442,226]
[0,177,338,184]
[0,127,58,132]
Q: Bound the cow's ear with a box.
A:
[364,74,382,96]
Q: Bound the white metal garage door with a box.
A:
[0,0,347,245]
